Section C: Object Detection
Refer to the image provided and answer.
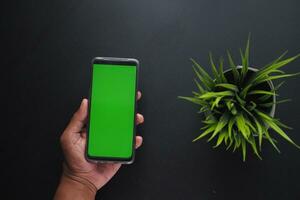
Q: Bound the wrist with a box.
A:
[62,173,97,194]
[54,173,97,200]
[60,163,97,197]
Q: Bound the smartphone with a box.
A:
[86,57,139,164]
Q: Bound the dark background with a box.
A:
[1,0,300,199]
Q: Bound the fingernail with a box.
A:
[80,99,85,109]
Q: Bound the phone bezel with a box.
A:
[85,57,139,164]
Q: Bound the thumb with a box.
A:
[64,99,88,135]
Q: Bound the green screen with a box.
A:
[88,63,137,159]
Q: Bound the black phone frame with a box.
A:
[85,57,139,164]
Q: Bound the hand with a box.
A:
[56,92,144,197]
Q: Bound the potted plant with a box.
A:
[179,36,300,161]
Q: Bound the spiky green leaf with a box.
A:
[255,109,300,149]
[241,138,246,161]
[227,50,240,83]
[236,113,250,139]
[214,130,227,148]
[209,52,221,82]
[208,113,230,141]
[178,96,207,106]
[219,57,227,82]
[193,123,217,142]
[199,91,235,99]
[215,83,239,92]
[194,79,205,94]
[191,58,214,88]
[248,90,277,96]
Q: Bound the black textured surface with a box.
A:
[1,0,300,199]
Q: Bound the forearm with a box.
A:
[54,169,97,200]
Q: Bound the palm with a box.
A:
[65,130,121,189]
[61,93,143,190]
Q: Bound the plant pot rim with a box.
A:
[223,66,276,118]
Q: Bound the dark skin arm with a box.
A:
[54,92,144,200]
